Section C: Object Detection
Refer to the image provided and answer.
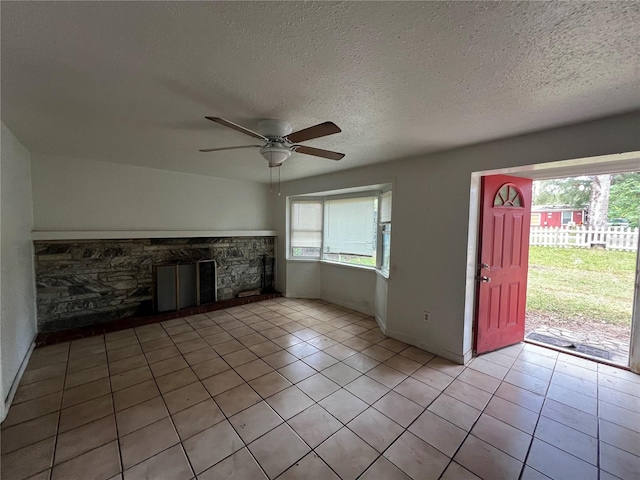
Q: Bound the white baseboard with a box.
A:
[3,338,36,423]
[319,295,374,317]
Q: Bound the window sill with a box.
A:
[287,258,390,278]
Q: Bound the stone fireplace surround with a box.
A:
[34,236,276,332]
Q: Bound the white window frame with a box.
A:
[561,210,573,225]
[288,188,392,276]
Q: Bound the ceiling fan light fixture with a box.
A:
[260,146,291,167]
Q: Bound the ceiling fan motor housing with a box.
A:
[260,144,292,167]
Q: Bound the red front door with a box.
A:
[475,174,533,354]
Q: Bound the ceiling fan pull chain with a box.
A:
[278,166,281,196]
[270,168,273,192]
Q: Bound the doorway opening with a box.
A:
[464,151,640,372]
[525,173,639,366]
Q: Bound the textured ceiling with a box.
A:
[2,2,639,183]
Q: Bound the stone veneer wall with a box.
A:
[34,237,276,332]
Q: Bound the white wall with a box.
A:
[1,123,37,418]
[320,263,376,316]
[30,153,276,232]
[277,112,640,363]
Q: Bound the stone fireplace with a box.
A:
[34,236,276,332]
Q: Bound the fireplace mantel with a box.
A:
[32,230,278,241]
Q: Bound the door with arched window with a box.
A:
[475,174,533,354]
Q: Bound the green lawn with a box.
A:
[527,246,637,325]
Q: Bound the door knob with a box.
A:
[480,276,492,283]
[481,263,490,270]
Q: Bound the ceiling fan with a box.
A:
[199,117,345,168]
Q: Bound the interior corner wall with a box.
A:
[276,112,640,364]
[30,153,276,232]
[1,123,37,416]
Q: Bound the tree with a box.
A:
[587,175,611,228]
[609,172,640,228]
[533,177,591,208]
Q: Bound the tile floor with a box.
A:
[2,298,639,480]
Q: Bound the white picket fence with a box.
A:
[530,226,639,251]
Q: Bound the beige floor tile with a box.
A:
[411,365,454,391]
[113,379,160,412]
[116,396,168,436]
[122,444,193,480]
[62,378,111,408]
[377,338,408,353]
[54,415,117,465]
[495,381,545,413]
[24,468,52,480]
[322,363,361,386]
[110,365,153,392]
[109,354,148,376]
[222,348,259,367]
[600,442,640,480]
[520,466,551,480]
[345,375,389,404]
[248,340,282,357]
[272,333,304,348]
[307,335,338,350]
[399,346,435,364]
[326,329,356,344]
[51,440,120,480]
[249,371,293,398]
[409,409,466,457]
[360,455,411,480]
[393,377,440,407]
[384,431,449,480]
[324,344,358,361]
[426,357,466,377]
[183,346,219,366]
[183,420,244,474]
[67,353,107,374]
[366,364,407,389]
[278,452,339,480]
[235,359,274,382]
[457,367,501,394]
[440,461,482,480]
[107,344,143,363]
[287,342,320,359]
[215,340,247,357]
[347,407,403,453]
[485,389,542,431]
[171,398,224,440]
[504,370,549,396]
[262,350,298,369]
[14,377,64,404]
[149,355,188,377]
[373,390,424,427]
[455,434,523,480]
[190,357,229,380]
[302,351,339,371]
[315,428,377,480]
[600,385,640,413]
[249,423,311,479]
[598,400,640,433]
[547,383,597,415]
[428,394,481,431]
[265,386,314,420]
[554,360,597,382]
[20,363,66,386]
[361,345,395,363]
[518,350,557,370]
[198,447,267,480]
[203,331,234,346]
[277,360,317,383]
[0,436,55,480]
[541,398,597,436]
[163,381,210,414]
[469,356,509,379]
[155,367,198,394]
[229,401,283,443]
[120,417,179,469]
[201,369,245,397]
[599,418,640,456]
[176,338,208,354]
[144,345,181,364]
[297,373,340,401]
[444,379,492,410]
[383,354,421,376]
[535,416,597,464]
[227,325,256,339]
[214,383,261,416]
[1,412,58,454]
[288,404,342,448]
[598,371,640,397]
[318,388,367,424]
[170,331,201,344]
[69,344,106,361]
[526,439,597,480]
[511,359,554,382]
[472,413,532,461]
[58,394,113,433]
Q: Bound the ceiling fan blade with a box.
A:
[286,121,341,143]
[295,145,344,161]
[205,117,268,141]
[199,145,262,152]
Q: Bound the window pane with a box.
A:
[291,201,322,257]
[382,223,391,273]
[324,197,376,261]
[380,191,392,223]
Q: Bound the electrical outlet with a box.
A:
[423,311,430,324]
